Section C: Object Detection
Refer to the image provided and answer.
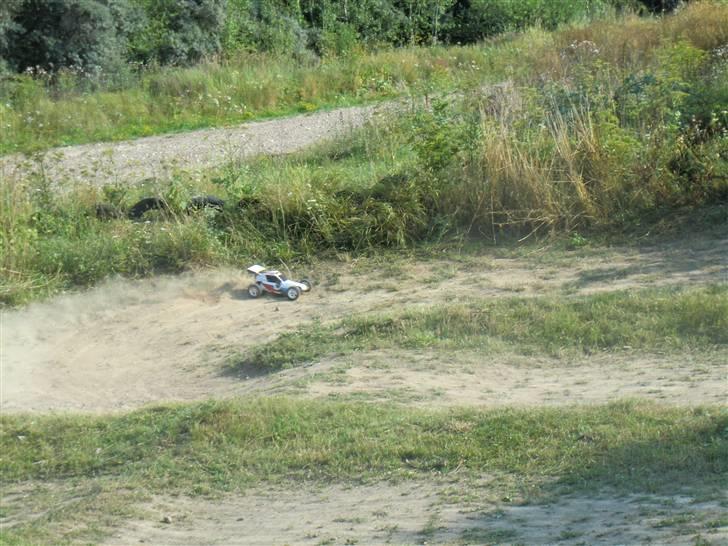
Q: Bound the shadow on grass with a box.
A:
[573,235,728,289]
[394,420,726,545]
[558,416,728,495]
[219,360,276,380]
[407,414,728,545]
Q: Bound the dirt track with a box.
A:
[2,233,727,546]
[103,483,728,546]
[2,233,726,414]
[0,103,395,188]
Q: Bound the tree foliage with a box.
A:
[2,0,126,74]
[129,0,226,65]
[0,0,693,74]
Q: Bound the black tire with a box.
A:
[128,197,169,219]
[248,284,262,298]
[286,286,301,301]
[186,195,225,214]
[237,197,262,210]
[299,279,312,291]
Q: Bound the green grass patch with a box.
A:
[235,285,728,373]
[2,399,725,494]
[0,45,489,155]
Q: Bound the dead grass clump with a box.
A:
[664,1,728,51]
[555,2,728,72]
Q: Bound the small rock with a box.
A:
[161,515,172,524]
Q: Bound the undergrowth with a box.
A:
[1,3,727,305]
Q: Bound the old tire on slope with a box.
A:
[186,195,225,214]
[128,197,170,219]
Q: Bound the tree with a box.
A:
[3,0,125,74]
[129,0,225,65]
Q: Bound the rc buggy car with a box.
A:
[246,265,312,301]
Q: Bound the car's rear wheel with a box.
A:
[300,279,312,291]
[248,284,262,298]
[286,286,301,301]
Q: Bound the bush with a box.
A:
[638,0,684,12]
[449,0,629,44]
[128,0,225,65]
[0,0,23,68]
[2,0,128,75]
[222,1,311,57]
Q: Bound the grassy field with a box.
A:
[0,46,486,155]
[1,1,726,155]
[2,7,727,542]
[3,399,725,493]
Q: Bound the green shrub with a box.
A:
[3,0,128,76]
[129,0,225,65]
[450,0,628,44]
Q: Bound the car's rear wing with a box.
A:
[247,265,266,275]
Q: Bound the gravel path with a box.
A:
[0,103,395,188]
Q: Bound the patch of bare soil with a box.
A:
[0,104,395,188]
[101,482,728,546]
[2,234,726,413]
[299,349,728,407]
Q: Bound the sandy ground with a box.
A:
[100,482,728,546]
[2,234,726,414]
[0,103,396,188]
[301,349,728,407]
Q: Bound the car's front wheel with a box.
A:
[286,286,301,301]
